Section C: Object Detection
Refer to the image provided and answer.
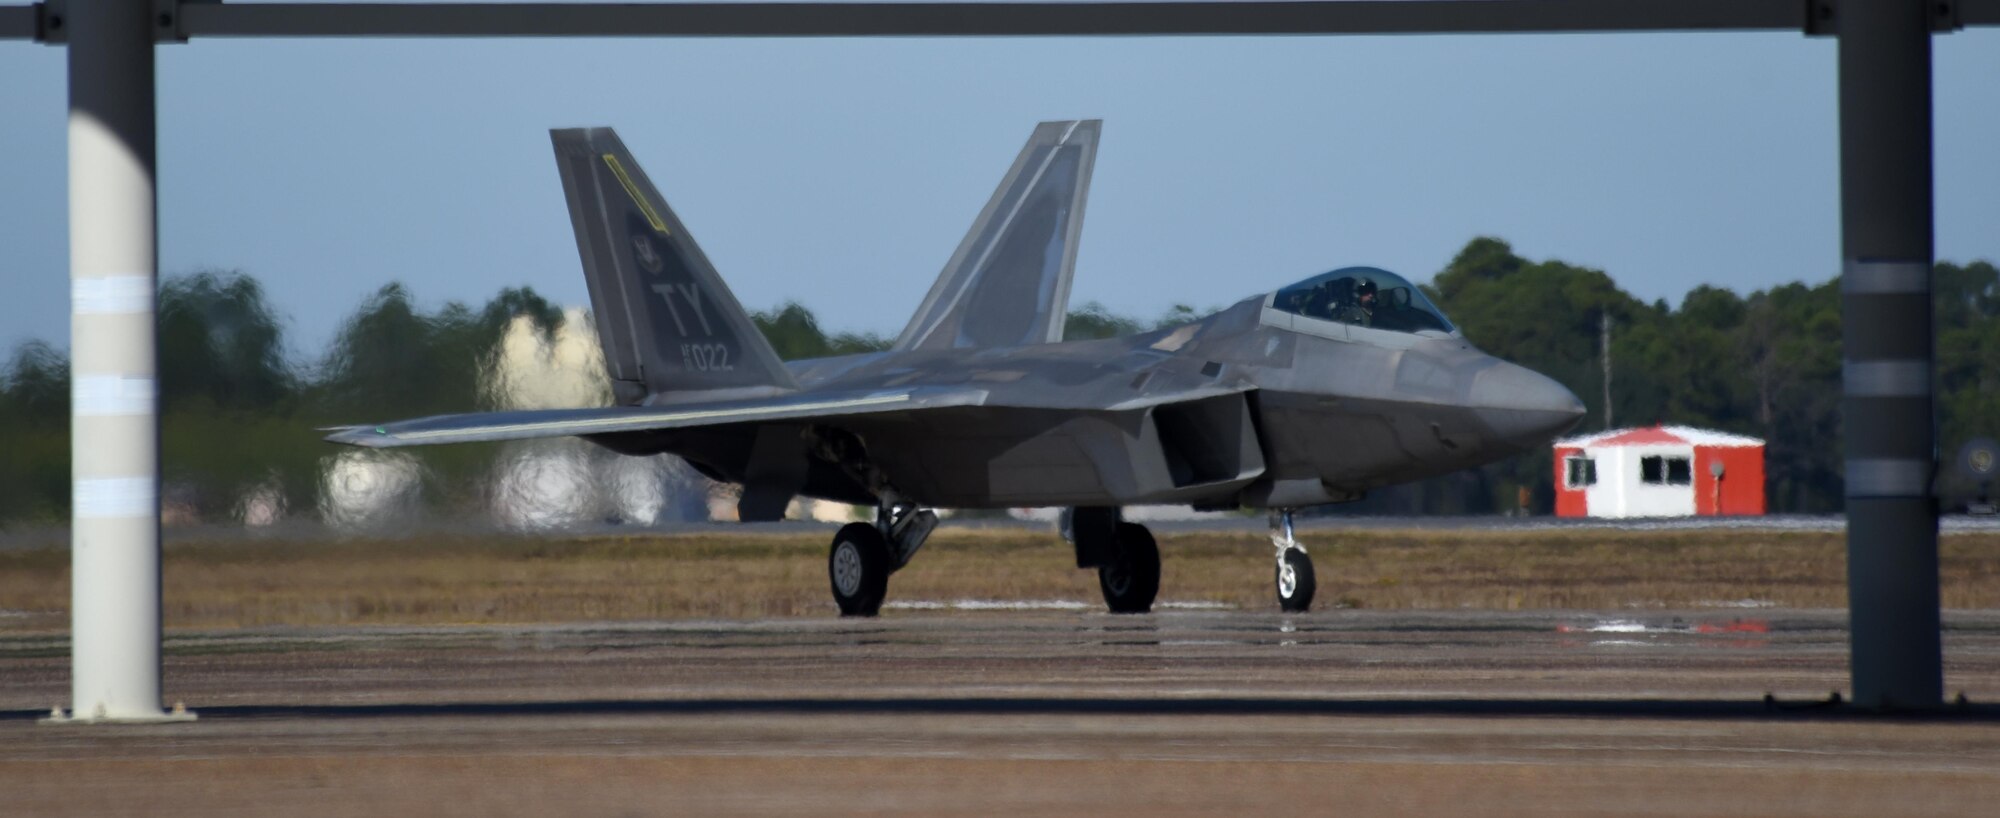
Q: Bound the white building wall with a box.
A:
[1583,447,1623,517]
[1584,444,1697,518]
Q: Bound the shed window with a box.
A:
[1666,457,1692,485]
[1564,456,1597,488]
[1641,455,1693,486]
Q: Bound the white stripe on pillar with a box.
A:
[72,275,154,314]
[72,375,156,416]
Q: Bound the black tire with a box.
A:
[1097,522,1161,614]
[829,522,891,617]
[1276,549,1316,613]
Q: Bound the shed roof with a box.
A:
[1555,424,1764,449]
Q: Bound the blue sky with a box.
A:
[2,30,1996,355]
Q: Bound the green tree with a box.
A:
[1063,301,1147,341]
[750,302,889,360]
[1937,261,2000,506]
[0,342,71,523]
[313,284,562,420]
[1743,280,1842,511]
[157,270,295,414]
[1421,238,1660,511]
[153,271,306,518]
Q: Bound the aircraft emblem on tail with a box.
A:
[632,234,663,274]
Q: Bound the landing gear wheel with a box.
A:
[1097,522,1161,614]
[1276,549,1316,613]
[829,522,891,617]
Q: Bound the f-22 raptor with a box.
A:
[328,121,1586,616]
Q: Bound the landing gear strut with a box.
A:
[1271,509,1316,613]
[827,498,939,617]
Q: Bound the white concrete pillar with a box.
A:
[58,0,186,723]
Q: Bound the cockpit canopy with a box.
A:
[1271,266,1456,335]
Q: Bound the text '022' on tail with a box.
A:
[325,120,1584,618]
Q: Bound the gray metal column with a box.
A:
[1839,0,1941,710]
[59,0,182,722]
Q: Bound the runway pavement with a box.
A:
[5,512,1998,552]
[5,610,2000,816]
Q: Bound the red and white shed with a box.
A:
[1553,425,1766,518]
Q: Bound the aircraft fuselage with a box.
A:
[613,293,1582,511]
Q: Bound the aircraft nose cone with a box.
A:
[1470,361,1587,448]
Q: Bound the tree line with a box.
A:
[0,237,1993,525]
[1385,238,1997,515]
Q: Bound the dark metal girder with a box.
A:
[9,0,1997,43]
[0,4,35,39]
[169,0,1811,38]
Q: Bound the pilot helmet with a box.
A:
[1354,279,1378,300]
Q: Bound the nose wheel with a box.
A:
[1272,510,1316,612]
[1277,548,1316,612]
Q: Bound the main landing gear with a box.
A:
[1271,509,1316,612]
[1064,508,1161,614]
[1097,523,1161,614]
[828,500,939,617]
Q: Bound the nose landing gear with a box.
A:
[1271,509,1316,612]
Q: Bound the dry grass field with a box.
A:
[3,526,1998,631]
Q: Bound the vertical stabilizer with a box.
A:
[894,120,1101,351]
[551,128,798,404]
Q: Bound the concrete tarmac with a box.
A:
[5,610,2000,816]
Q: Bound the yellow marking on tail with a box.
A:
[602,153,670,234]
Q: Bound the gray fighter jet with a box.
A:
[327,121,1585,616]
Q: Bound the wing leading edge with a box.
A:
[323,379,1257,449]
[324,387,989,449]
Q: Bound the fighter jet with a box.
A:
[327,121,1586,616]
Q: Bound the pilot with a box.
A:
[1338,279,1377,326]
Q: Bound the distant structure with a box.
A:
[1553,425,1765,518]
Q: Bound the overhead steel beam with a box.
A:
[7,0,1998,42]
[169,0,1813,38]
[0,4,35,39]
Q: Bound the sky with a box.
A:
[2,29,1997,357]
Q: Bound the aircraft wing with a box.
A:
[323,386,990,449]
[325,377,1260,449]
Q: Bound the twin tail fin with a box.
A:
[550,128,798,405]
[894,120,1101,352]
